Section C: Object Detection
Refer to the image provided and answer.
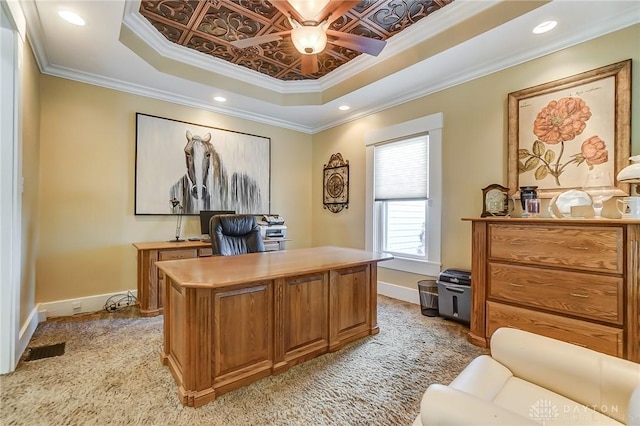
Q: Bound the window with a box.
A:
[379,200,427,258]
[365,113,442,276]
[375,136,428,259]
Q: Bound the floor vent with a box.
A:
[25,342,66,361]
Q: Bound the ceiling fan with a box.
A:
[230,0,387,75]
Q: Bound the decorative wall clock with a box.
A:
[481,184,512,217]
[323,153,349,213]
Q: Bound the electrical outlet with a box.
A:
[72,302,81,314]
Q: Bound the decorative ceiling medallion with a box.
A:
[323,153,349,213]
[139,0,453,81]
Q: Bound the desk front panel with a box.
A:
[158,247,391,407]
[214,282,273,380]
[330,265,371,349]
[278,272,329,372]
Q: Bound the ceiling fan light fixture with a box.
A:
[290,22,329,55]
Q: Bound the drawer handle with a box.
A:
[508,283,524,288]
[569,292,590,299]
[569,245,589,250]
[508,241,525,246]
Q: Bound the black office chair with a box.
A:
[209,214,265,256]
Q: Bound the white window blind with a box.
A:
[374,136,428,201]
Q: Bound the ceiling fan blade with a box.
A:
[231,31,290,49]
[327,30,386,56]
[270,0,305,24]
[319,0,360,24]
[301,54,319,75]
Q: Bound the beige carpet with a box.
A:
[0,296,485,425]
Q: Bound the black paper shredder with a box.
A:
[437,268,471,324]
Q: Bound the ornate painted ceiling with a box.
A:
[139,0,453,81]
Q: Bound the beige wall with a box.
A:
[312,24,640,289]
[19,37,41,325]
[31,24,640,305]
[37,79,312,303]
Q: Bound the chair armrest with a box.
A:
[419,384,537,426]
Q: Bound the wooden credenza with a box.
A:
[464,218,640,362]
[155,246,392,407]
[132,239,287,316]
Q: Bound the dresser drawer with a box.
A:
[159,249,198,261]
[198,248,213,257]
[486,301,623,357]
[488,224,622,273]
[158,250,199,280]
[488,263,623,324]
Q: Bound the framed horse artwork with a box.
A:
[135,113,270,215]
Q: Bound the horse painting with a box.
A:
[170,130,263,214]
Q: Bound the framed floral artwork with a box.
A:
[507,59,631,199]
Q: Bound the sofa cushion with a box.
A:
[491,328,640,423]
[493,377,623,426]
[419,384,538,426]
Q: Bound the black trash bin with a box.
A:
[418,279,439,317]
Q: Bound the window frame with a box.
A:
[365,113,442,277]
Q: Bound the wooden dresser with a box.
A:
[464,218,640,362]
[133,239,287,316]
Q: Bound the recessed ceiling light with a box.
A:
[58,10,85,26]
[214,96,227,102]
[338,105,350,111]
[533,20,557,34]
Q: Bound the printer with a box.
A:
[258,215,287,239]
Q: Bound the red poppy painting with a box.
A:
[507,60,631,199]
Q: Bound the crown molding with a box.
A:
[312,6,640,133]
[18,0,640,135]
[122,0,498,94]
[41,62,314,134]
[122,0,321,94]
[19,0,50,73]
[317,0,499,90]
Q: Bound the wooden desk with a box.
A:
[156,246,392,407]
[132,238,287,316]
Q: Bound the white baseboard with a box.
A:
[378,281,420,305]
[35,284,412,321]
[37,289,138,321]
[17,306,40,360]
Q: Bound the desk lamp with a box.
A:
[169,198,184,242]
[617,155,640,194]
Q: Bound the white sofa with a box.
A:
[414,328,640,426]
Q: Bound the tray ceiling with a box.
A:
[139,0,453,81]
[19,0,639,132]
